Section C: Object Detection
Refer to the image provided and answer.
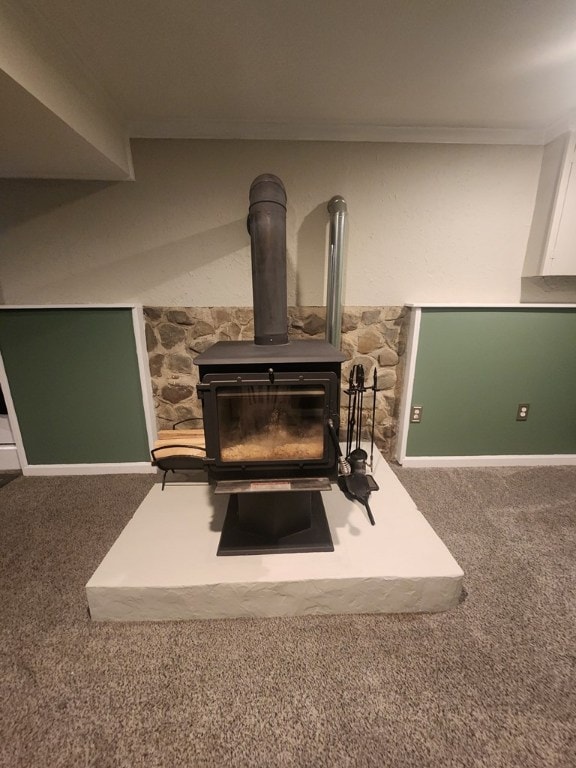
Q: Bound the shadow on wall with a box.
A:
[296,203,330,305]
[28,218,250,303]
[521,276,576,303]
[0,179,117,229]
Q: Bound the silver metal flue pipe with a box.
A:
[326,195,348,349]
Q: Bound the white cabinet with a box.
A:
[524,132,576,276]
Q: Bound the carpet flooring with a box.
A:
[0,466,575,768]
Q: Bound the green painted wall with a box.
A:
[406,308,576,456]
[0,308,150,464]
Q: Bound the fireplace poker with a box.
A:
[355,364,365,450]
[346,365,357,457]
[370,368,377,470]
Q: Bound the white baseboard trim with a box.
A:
[399,455,576,468]
[22,462,157,477]
[0,445,21,471]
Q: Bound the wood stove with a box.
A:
[196,340,343,481]
[194,173,345,556]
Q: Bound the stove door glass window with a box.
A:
[216,385,325,462]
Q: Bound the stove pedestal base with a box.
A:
[218,491,334,556]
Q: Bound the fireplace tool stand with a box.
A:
[333,364,380,525]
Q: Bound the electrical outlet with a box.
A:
[516,403,530,421]
[410,405,423,423]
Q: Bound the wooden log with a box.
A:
[157,428,204,440]
[152,445,205,458]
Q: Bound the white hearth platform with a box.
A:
[86,450,464,621]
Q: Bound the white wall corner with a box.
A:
[132,306,157,450]
[395,307,421,464]
[0,1,133,180]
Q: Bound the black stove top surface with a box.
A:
[193,339,346,366]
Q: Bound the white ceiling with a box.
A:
[3,0,576,178]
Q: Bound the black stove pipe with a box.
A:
[248,174,288,345]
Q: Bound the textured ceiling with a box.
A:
[20,0,576,138]
[3,0,576,177]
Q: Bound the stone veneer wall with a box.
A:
[144,306,409,460]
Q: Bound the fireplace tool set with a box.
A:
[329,363,379,526]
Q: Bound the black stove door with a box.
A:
[198,371,340,477]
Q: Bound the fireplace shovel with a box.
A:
[343,448,376,526]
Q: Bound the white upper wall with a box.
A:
[0,139,541,306]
